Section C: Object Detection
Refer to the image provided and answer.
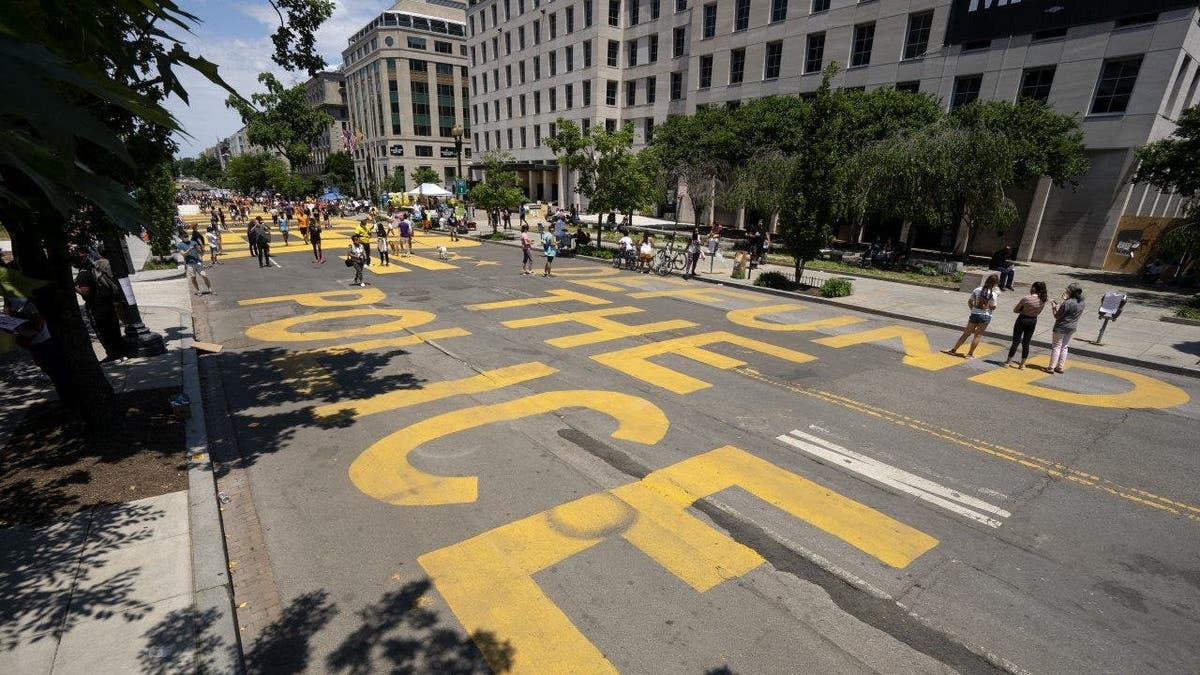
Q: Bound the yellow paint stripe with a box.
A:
[502,307,696,348]
[629,287,762,304]
[734,367,1200,525]
[814,325,1000,370]
[466,289,611,311]
[725,304,867,332]
[314,362,557,419]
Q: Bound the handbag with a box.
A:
[344,257,354,267]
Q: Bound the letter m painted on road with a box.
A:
[419,446,938,674]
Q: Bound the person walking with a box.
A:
[398,213,414,256]
[948,273,1000,358]
[1002,281,1048,369]
[297,208,310,245]
[1047,282,1085,374]
[247,219,259,258]
[684,227,703,279]
[347,234,368,287]
[541,226,558,277]
[206,225,221,265]
[310,216,325,263]
[252,216,272,267]
[278,212,291,246]
[519,223,534,275]
[176,236,213,295]
[73,250,127,361]
[375,217,394,266]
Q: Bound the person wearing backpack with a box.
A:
[73,248,128,361]
[252,216,272,267]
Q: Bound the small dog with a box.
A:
[436,245,449,260]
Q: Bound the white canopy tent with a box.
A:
[405,183,453,197]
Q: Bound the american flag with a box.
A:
[342,124,353,150]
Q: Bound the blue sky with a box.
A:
[167,0,393,157]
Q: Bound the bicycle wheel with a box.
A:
[671,251,689,272]
[652,250,670,275]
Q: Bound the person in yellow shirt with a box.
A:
[354,219,374,266]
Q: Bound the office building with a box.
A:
[465,0,1200,268]
[298,71,350,180]
[342,0,474,196]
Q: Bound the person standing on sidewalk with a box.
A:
[347,234,368,286]
[519,224,534,275]
[73,250,127,361]
[948,274,1000,359]
[205,226,221,265]
[1047,283,1085,374]
[685,227,703,279]
[1002,281,1047,369]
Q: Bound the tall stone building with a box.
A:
[342,0,474,196]
[298,71,350,181]
[465,0,1200,268]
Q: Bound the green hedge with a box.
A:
[820,278,853,297]
[576,245,614,259]
[753,271,799,291]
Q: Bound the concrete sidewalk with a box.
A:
[0,248,239,673]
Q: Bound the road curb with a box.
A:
[181,321,245,674]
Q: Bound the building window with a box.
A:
[566,83,574,107]
[851,22,875,68]
[436,40,453,55]
[408,36,427,50]
[648,34,659,62]
[1019,66,1055,103]
[550,13,557,39]
[549,88,557,111]
[521,126,528,147]
[606,118,617,132]
[534,19,541,45]
[1091,56,1143,114]
[646,75,656,102]
[734,0,750,32]
[585,0,594,26]
[520,94,527,115]
[805,32,825,73]
[550,51,557,76]
[411,82,432,136]
[703,4,717,38]
[608,40,619,67]
[584,40,593,67]
[811,0,829,12]
[507,128,514,149]
[534,90,541,113]
[505,0,512,20]
[771,0,787,23]
[628,40,638,66]
[671,71,683,99]
[950,74,982,109]
[896,80,920,93]
[730,47,745,84]
[764,41,782,79]
[519,60,526,83]
[644,117,655,143]
[699,54,713,88]
[626,80,637,105]
[609,0,620,26]
[903,11,933,60]
[630,0,639,24]
[566,45,575,71]
[567,7,575,32]
[606,79,618,105]
[534,55,541,79]
[415,145,433,157]
[676,0,687,11]
[674,27,686,57]
[534,124,542,146]
[505,64,513,86]
[583,80,592,105]
[582,118,591,134]
[519,26,526,50]
[652,0,661,20]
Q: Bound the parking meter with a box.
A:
[1094,291,1128,345]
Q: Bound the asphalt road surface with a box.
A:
[191,226,1200,675]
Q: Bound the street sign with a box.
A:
[456,179,467,195]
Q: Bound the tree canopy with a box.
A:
[548,119,663,227]
[1134,104,1200,275]
[410,166,441,186]
[468,152,526,231]
[226,72,333,169]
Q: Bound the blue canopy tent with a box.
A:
[319,189,344,201]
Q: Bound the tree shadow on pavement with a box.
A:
[0,501,162,651]
[202,345,426,474]
[1172,340,1200,357]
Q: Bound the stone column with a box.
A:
[1016,176,1053,262]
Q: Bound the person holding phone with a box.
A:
[1047,282,1085,374]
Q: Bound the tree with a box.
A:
[188,154,225,183]
[0,0,331,418]
[548,119,662,242]
[722,151,795,232]
[653,108,740,226]
[468,152,526,233]
[1135,105,1200,277]
[410,166,441,187]
[321,150,355,195]
[134,162,178,257]
[226,72,333,169]
[951,99,1088,189]
[224,152,288,196]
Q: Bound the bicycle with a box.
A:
[652,235,689,276]
[612,244,638,270]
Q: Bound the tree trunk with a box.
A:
[795,257,805,283]
[9,217,114,422]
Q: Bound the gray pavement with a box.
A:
[0,239,238,675]
[190,231,1200,674]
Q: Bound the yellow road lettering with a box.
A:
[813,325,999,370]
[726,304,867,332]
[592,331,817,394]
[419,445,937,674]
[503,307,696,348]
[245,308,436,342]
[969,356,1190,409]
[239,287,386,307]
[466,289,611,311]
[629,287,761,305]
[349,390,669,505]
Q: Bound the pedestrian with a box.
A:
[947,273,1000,359]
[503,207,512,230]
[398,213,414,256]
[218,207,226,230]
[1,285,71,396]
[990,245,1016,291]
[685,227,703,279]
[1002,281,1048,370]
[541,226,557,277]
[279,213,291,246]
[1047,282,1085,374]
[520,204,529,228]
[448,212,460,242]
[177,235,214,296]
[375,217,393,266]
[298,208,310,245]
[347,234,368,287]
[310,216,325,263]
[519,223,534,275]
[73,250,126,361]
[252,216,272,267]
[206,225,221,265]
[247,220,259,257]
